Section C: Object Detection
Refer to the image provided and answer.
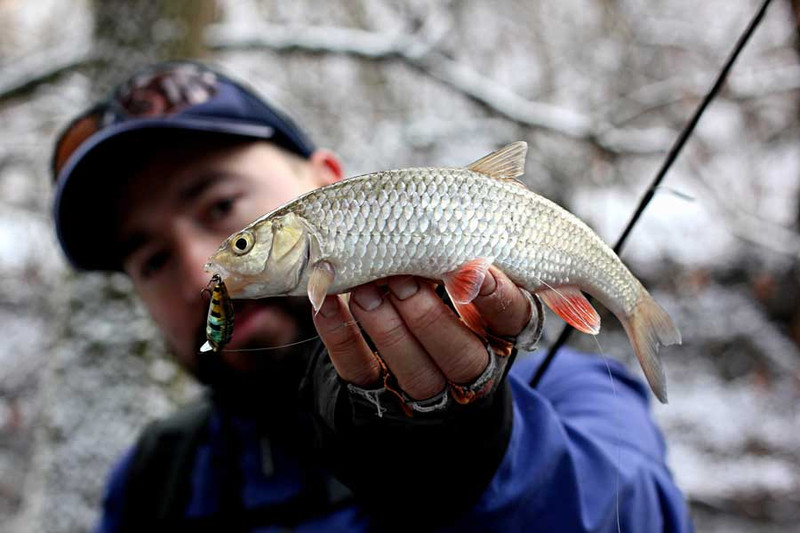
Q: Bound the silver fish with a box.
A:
[205,142,681,402]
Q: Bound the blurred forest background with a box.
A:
[1,0,799,531]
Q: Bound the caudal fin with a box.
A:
[621,295,681,404]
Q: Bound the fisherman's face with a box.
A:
[116,139,341,374]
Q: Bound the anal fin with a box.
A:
[538,286,601,335]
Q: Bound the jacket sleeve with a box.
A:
[93,447,136,533]
[451,348,695,532]
[301,340,514,530]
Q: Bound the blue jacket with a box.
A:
[97,347,693,532]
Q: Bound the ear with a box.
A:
[309,149,343,186]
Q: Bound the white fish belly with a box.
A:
[293,167,643,313]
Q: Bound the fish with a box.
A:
[204,141,681,402]
[199,274,235,353]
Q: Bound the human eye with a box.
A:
[139,249,170,280]
[206,196,237,222]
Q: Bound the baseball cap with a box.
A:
[52,60,316,271]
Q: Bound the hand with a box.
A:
[312,267,532,401]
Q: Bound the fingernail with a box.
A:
[389,276,419,300]
[479,269,497,296]
[319,296,339,318]
[353,285,383,311]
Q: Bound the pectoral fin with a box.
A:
[308,261,335,314]
[442,258,494,337]
[442,257,494,304]
[538,287,601,335]
[448,298,487,337]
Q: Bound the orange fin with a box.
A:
[442,258,494,304]
[448,297,488,337]
[538,287,601,335]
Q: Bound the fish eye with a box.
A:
[231,231,254,255]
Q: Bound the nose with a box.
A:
[174,228,219,303]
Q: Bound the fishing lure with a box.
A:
[200,274,235,353]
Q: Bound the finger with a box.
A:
[313,294,382,388]
[350,282,446,400]
[387,276,488,384]
[471,266,531,337]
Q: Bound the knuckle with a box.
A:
[402,368,445,400]
[405,299,449,333]
[482,286,530,335]
[507,289,533,330]
[369,316,409,350]
[325,324,362,354]
[516,293,534,331]
[447,342,489,383]
[347,357,383,386]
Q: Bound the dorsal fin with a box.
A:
[466,141,528,180]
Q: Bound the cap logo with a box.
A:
[117,63,218,118]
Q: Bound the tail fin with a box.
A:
[621,294,681,404]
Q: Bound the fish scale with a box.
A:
[206,142,681,402]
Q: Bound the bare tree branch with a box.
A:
[606,64,800,125]
[686,157,800,259]
[206,23,674,154]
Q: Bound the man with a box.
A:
[52,61,693,531]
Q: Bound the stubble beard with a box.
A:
[184,296,319,409]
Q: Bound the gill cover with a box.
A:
[267,212,309,291]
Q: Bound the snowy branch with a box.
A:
[633,18,722,53]
[606,64,800,126]
[0,45,95,103]
[205,23,673,155]
[686,158,800,260]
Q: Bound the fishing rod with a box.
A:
[530,0,776,389]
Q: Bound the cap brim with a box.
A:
[54,117,278,271]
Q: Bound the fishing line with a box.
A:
[526,256,624,530]
[530,0,775,389]
[219,335,322,352]
[590,333,622,533]
[215,319,362,353]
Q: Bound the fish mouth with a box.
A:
[204,261,219,274]
[203,261,247,297]
[204,261,230,278]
